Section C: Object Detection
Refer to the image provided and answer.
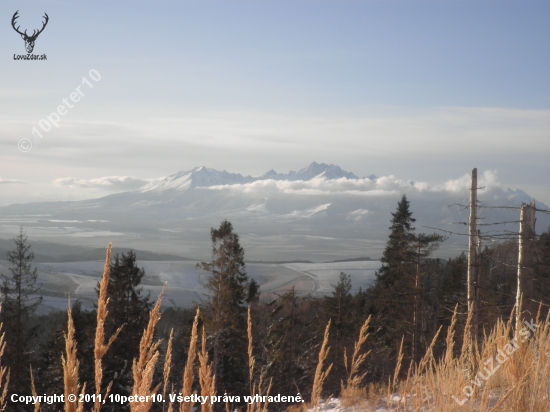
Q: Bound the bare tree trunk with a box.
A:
[467,168,478,341]
[475,230,482,330]
[413,243,420,363]
[516,200,536,329]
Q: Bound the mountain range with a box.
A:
[0,162,547,262]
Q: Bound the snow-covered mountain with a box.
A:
[0,163,547,262]
[139,162,364,194]
[258,162,362,182]
[140,166,255,193]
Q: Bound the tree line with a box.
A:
[1,195,549,411]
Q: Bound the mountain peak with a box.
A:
[139,163,363,194]
[295,162,359,181]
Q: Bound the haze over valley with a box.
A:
[1,162,547,312]
[0,162,546,262]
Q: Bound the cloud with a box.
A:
[434,170,500,193]
[0,178,26,184]
[53,176,152,192]
[203,170,502,198]
[1,106,548,204]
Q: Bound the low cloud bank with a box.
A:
[53,176,151,191]
[0,178,26,185]
[204,170,501,198]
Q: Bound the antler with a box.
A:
[29,13,49,39]
[11,11,27,37]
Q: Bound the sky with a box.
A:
[0,0,549,205]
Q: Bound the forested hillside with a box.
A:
[1,196,549,412]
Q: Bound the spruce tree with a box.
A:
[410,233,446,362]
[534,228,550,320]
[265,288,316,397]
[367,196,448,363]
[37,301,96,410]
[0,226,42,397]
[367,195,416,357]
[100,251,151,411]
[198,220,251,396]
[324,273,353,369]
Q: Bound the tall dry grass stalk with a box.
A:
[30,367,39,412]
[62,305,85,412]
[310,320,333,411]
[247,307,255,412]
[0,305,9,412]
[180,307,200,412]
[365,310,550,412]
[163,328,174,411]
[93,243,122,412]
[198,326,216,412]
[340,316,371,408]
[247,307,255,399]
[385,336,405,410]
[247,307,272,412]
[344,316,371,390]
[130,288,165,412]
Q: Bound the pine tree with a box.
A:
[198,220,251,396]
[0,226,42,397]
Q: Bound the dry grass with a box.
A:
[0,306,9,412]
[247,307,256,412]
[198,326,216,412]
[287,303,549,412]
[340,316,371,408]
[62,304,85,412]
[1,244,220,412]
[163,328,174,411]
[180,307,200,412]
[130,288,165,412]
[247,307,272,412]
[343,316,371,390]
[93,243,122,412]
[30,367,40,412]
[310,320,333,411]
[4,243,548,412]
[248,307,255,401]
[353,308,550,412]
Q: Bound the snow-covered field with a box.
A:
[0,260,379,314]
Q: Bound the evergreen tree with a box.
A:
[266,288,318,398]
[36,301,96,411]
[198,220,251,396]
[534,228,550,320]
[410,233,446,362]
[36,327,64,409]
[0,226,42,398]
[100,251,151,411]
[440,253,468,313]
[367,195,416,357]
[367,197,447,363]
[324,273,354,371]
[323,272,362,393]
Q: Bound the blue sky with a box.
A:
[0,0,549,204]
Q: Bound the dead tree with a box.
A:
[516,200,536,329]
[467,168,479,340]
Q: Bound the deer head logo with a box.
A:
[11,11,49,54]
